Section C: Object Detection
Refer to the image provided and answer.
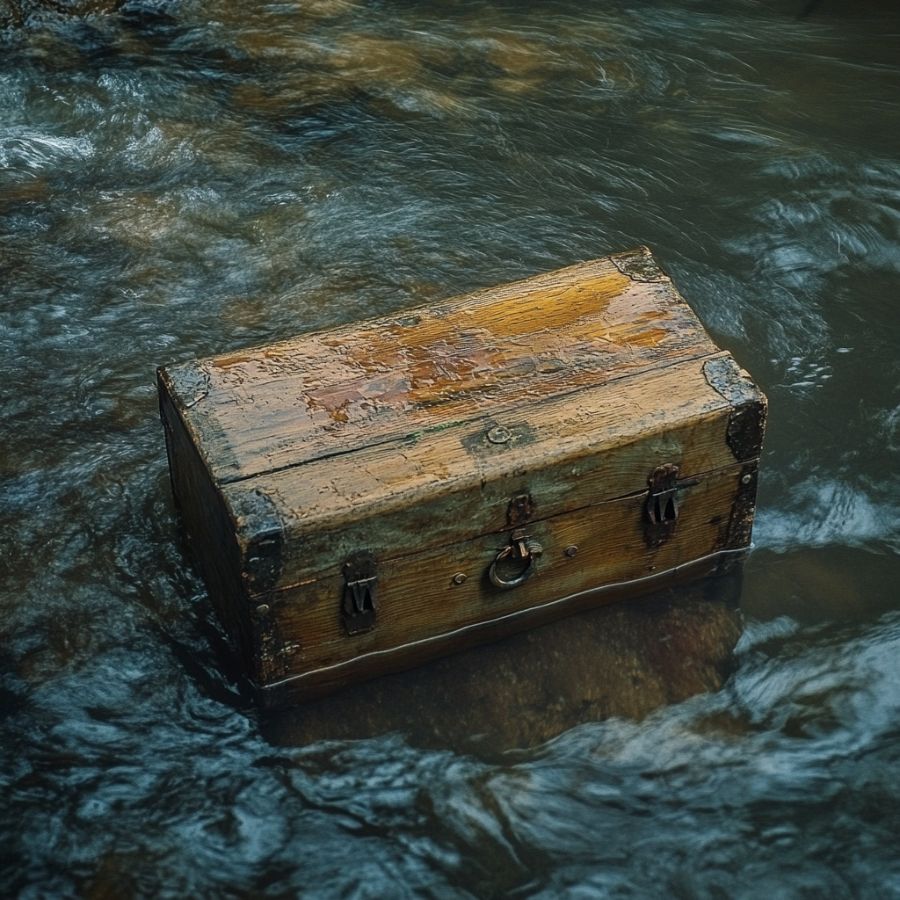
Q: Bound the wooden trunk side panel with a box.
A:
[256,461,755,686]
[164,250,719,483]
[157,374,254,667]
[225,352,763,595]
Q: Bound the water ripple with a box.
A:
[1,0,899,895]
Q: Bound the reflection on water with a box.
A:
[1,0,899,895]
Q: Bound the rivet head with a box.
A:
[452,572,467,585]
[255,603,270,616]
[486,425,511,444]
[741,473,753,485]
[564,545,578,558]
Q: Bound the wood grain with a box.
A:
[160,248,719,484]
[157,247,767,700]
[259,555,743,710]
[225,351,754,594]
[255,461,753,687]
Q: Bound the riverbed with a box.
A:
[2,0,899,895]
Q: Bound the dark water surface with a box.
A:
[2,0,899,895]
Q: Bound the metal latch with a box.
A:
[342,550,377,635]
[644,464,699,547]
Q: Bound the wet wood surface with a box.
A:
[161,248,719,484]
[224,350,750,593]
[158,247,766,702]
[256,462,753,693]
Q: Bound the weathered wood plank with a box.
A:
[261,570,744,733]
[225,351,759,594]
[160,248,719,484]
[255,461,753,688]
[157,247,767,703]
[158,382,254,666]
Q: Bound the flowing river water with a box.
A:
[2,0,899,896]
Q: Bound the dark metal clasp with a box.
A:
[644,464,699,547]
[342,550,377,635]
[647,463,680,525]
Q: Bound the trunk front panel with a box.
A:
[252,459,756,692]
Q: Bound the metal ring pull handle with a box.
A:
[488,532,543,590]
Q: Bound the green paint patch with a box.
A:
[423,419,467,434]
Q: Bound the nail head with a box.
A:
[486,425,511,444]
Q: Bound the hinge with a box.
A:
[342,550,378,636]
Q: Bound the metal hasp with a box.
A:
[645,463,681,547]
[507,493,535,527]
[489,528,543,590]
[342,550,378,635]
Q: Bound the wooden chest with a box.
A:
[158,247,766,707]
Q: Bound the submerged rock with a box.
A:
[262,571,744,754]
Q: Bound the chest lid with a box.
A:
[158,247,765,596]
